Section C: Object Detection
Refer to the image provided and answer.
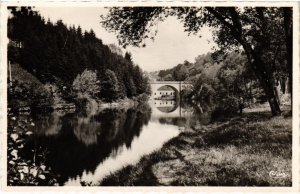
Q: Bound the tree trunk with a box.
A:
[283,8,293,107]
[241,42,281,115]
[255,64,281,115]
[207,7,282,115]
[249,80,253,98]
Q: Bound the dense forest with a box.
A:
[7,7,150,110]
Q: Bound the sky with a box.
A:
[35,7,216,72]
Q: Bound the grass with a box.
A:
[100,108,292,186]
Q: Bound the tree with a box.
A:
[72,69,100,98]
[172,64,189,81]
[124,52,132,62]
[108,43,123,56]
[7,6,153,102]
[128,77,137,97]
[217,52,257,99]
[101,7,292,115]
[100,69,121,102]
[283,8,293,101]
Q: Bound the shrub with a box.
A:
[8,80,53,110]
[211,96,239,120]
[135,93,150,103]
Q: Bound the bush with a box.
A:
[135,93,150,103]
[211,96,239,120]
[8,80,53,110]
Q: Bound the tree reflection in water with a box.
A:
[154,99,212,129]
[24,103,152,185]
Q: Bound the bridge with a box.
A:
[150,81,191,99]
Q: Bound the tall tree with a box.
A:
[283,7,293,100]
[125,52,133,62]
[101,7,292,115]
[100,69,121,102]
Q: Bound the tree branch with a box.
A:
[205,7,236,32]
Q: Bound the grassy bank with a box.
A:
[100,109,292,186]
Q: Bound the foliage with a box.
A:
[101,7,292,115]
[179,51,267,117]
[157,61,190,81]
[8,7,150,102]
[108,43,123,56]
[100,70,122,102]
[7,63,52,110]
[7,113,59,186]
[72,69,100,98]
[211,96,239,120]
[125,52,133,62]
[133,93,150,103]
[172,64,189,81]
[131,65,152,96]
[213,52,266,101]
[8,80,53,110]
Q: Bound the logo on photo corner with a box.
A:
[269,171,287,179]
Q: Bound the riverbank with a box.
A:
[100,106,292,186]
[98,98,136,109]
[78,95,148,114]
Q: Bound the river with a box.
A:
[22,99,209,185]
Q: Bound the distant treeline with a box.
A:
[7,7,150,103]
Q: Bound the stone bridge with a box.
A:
[150,81,191,100]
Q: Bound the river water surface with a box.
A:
[24,100,208,185]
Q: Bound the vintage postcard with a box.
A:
[0,1,299,193]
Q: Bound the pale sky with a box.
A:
[35,7,216,72]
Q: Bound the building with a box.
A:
[154,85,176,100]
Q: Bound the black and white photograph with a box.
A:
[1,2,297,190]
